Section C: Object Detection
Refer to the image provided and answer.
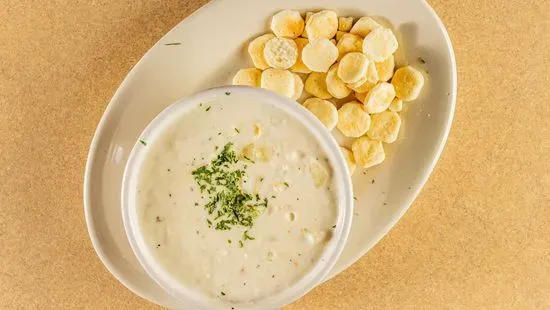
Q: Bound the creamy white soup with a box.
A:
[137,93,338,303]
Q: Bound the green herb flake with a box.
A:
[225,92,231,96]
[220,291,226,296]
[192,143,269,233]
[239,240,244,248]
[164,42,182,46]
[234,128,240,133]
[284,182,289,187]
[227,239,232,244]
[139,139,147,146]
[418,57,426,64]
[332,225,336,229]
[205,106,211,112]
[243,230,255,241]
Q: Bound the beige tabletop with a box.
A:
[1,0,549,308]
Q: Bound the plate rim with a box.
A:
[83,0,457,305]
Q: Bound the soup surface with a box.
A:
[137,93,338,302]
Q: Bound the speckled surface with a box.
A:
[0,0,549,308]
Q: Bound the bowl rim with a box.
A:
[119,86,354,309]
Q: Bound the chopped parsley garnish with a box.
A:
[205,106,211,112]
[239,240,244,248]
[220,291,226,296]
[283,182,289,187]
[243,230,255,241]
[192,143,269,234]
[234,128,240,133]
[139,139,147,146]
[164,42,182,46]
[418,57,426,64]
[225,92,231,96]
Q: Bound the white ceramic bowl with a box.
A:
[120,86,354,309]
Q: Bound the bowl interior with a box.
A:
[121,86,354,309]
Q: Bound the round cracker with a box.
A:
[302,38,338,72]
[337,101,371,137]
[363,82,395,113]
[304,72,332,99]
[232,68,262,87]
[326,64,352,99]
[271,10,305,38]
[263,37,298,69]
[248,33,276,70]
[337,52,369,84]
[351,136,385,168]
[305,10,338,40]
[367,111,401,143]
[303,97,338,130]
[260,68,295,98]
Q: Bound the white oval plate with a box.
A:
[84,0,456,308]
